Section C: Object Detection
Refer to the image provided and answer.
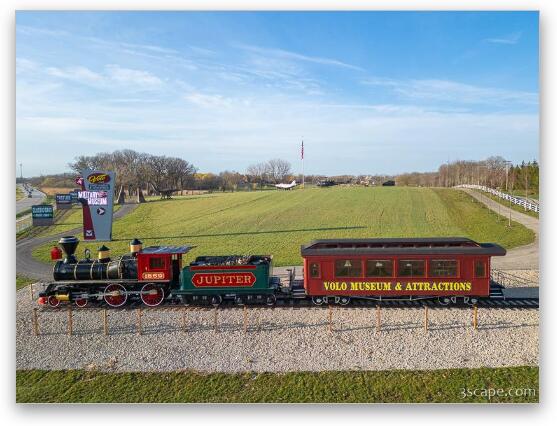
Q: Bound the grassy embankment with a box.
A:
[16,275,35,290]
[511,189,539,200]
[16,185,25,201]
[474,190,539,219]
[16,366,538,403]
[17,205,121,241]
[32,187,535,266]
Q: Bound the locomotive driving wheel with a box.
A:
[104,284,128,307]
[47,295,60,308]
[75,298,88,308]
[140,283,165,307]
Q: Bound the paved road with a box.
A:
[459,188,539,270]
[16,203,138,280]
[16,184,46,214]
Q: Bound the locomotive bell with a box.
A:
[98,245,111,262]
[58,236,79,264]
[130,238,143,255]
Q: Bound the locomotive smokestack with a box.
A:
[58,236,79,264]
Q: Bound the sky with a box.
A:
[16,11,539,177]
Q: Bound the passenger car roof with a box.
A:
[300,238,506,256]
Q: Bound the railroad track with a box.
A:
[35,295,539,312]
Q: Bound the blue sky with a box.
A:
[16,11,539,177]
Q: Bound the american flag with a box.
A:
[301,140,304,160]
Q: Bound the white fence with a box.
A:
[456,184,539,213]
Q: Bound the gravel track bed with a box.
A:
[496,269,539,288]
[16,288,538,373]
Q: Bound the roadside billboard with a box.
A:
[31,204,54,226]
[55,193,73,210]
[77,170,116,241]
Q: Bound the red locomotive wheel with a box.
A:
[104,284,128,307]
[48,296,60,307]
[75,298,88,308]
[140,284,165,307]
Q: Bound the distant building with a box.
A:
[316,180,337,187]
[382,180,396,186]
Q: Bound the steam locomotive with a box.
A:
[38,235,506,308]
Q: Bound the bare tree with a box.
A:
[266,158,292,183]
[246,162,268,189]
[219,171,243,192]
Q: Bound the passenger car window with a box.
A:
[430,260,458,277]
[366,260,393,277]
[335,259,362,277]
[310,262,320,278]
[398,260,425,277]
[475,260,486,278]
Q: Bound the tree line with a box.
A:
[69,150,197,200]
[66,150,298,196]
[26,149,538,197]
[396,156,539,194]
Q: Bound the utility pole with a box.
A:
[508,179,513,227]
[504,161,512,192]
[19,163,23,182]
[525,170,529,203]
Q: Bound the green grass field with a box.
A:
[16,366,538,403]
[16,275,35,290]
[511,189,539,200]
[31,187,534,266]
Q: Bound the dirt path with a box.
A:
[459,188,539,270]
[16,203,138,280]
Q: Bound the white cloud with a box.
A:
[16,58,37,74]
[16,80,539,176]
[183,92,234,108]
[363,77,537,107]
[46,66,104,84]
[236,43,363,71]
[43,64,163,89]
[485,32,522,44]
[105,64,163,87]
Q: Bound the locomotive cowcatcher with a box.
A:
[38,235,506,308]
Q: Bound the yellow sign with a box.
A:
[323,281,472,292]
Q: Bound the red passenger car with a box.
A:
[301,237,506,305]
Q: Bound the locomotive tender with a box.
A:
[38,236,505,308]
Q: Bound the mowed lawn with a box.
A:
[16,366,538,403]
[32,187,534,267]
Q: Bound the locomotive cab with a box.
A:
[136,246,193,283]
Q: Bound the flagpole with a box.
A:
[301,139,305,189]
